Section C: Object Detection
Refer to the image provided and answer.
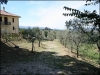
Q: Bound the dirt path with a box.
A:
[42,40,71,55]
[1,39,98,75]
[41,40,77,58]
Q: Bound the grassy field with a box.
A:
[79,44,99,66]
[65,42,99,67]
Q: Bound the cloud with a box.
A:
[32,7,74,29]
[29,1,34,4]
[26,1,44,5]
[21,1,86,29]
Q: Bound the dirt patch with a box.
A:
[1,39,99,75]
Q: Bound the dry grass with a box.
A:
[1,39,99,75]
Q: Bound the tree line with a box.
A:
[19,27,57,52]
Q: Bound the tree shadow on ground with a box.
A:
[1,41,99,75]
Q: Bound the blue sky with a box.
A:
[1,1,99,29]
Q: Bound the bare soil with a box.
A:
[1,39,99,75]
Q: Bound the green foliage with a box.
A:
[63,4,100,52]
[0,0,8,4]
[44,30,48,38]
[19,28,29,38]
[47,30,55,41]
[20,27,57,47]
[85,0,100,6]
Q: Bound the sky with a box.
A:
[1,0,99,29]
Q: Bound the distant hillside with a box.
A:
[19,26,31,29]
[19,26,61,30]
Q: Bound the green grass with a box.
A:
[66,42,99,66]
[79,44,99,65]
[79,44,98,57]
